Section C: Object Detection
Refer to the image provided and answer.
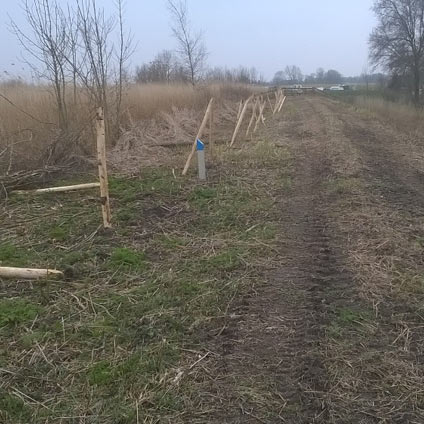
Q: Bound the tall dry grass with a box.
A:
[349,95,424,134]
[0,82,255,173]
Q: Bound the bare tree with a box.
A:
[73,0,115,113]
[114,0,134,133]
[285,65,303,83]
[316,67,325,83]
[370,0,424,104]
[167,0,207,85]
[135,50,183,83]
[11,0,70,130]
[272,70,287,85]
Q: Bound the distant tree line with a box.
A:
[135,53,264,85]
[272,65,386,86]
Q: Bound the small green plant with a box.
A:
[48,225,69,241]
[189,187,218,208]
[203,248,243,273]
[0,243,28,267]
[109,177,141,202]
[158,235,188,249]
[88,361,114,386]
[327,307,372,338]
[109,247,147,271]
[0,393,32,421]
[338,308,363,324]
[140,168,180,195]
[0,299,43,327]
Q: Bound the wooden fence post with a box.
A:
[274,92,284,115]
[229,95,253,147]
[254,101,266,133]
[267,94,273,112]
[246,99,259,137]
[278,96,287,113]
[273,92,280,115]
[209,107,214,156]
[96,107,112,229]
[236,100,244,120]
[182,98,214,176]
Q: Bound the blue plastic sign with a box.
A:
[196,139,205,151]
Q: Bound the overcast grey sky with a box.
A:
[0,0,376,80]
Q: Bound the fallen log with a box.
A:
[0,267,64,280]
[13,182,100,195]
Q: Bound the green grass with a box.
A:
[0,394,32,422]
[0,153,283,423]
[108,247,147,271]
[0,299,43,328]
[327,307,373,338]
[0,244,29,267]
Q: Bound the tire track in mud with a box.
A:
[204,97,357,423]
[299,95,424,422]
[318,96,424,214]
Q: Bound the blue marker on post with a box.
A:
[197,139,206,180]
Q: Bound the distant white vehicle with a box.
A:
[292,84,303,94]
[329,86,344,91]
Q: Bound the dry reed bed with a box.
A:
[0,83,256,175]
[350,95,424,134]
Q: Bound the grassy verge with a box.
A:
[0,140,289,423]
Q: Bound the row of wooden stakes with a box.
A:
[0,89,287,281]
[181,88,287,177]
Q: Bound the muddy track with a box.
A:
[197,95,424,423]
[202,97,358,423]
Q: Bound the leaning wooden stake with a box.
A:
[96,107,112,229]
[278,96,287,113]
[209,107,214,156]
[246,99,259,137]
[273,92,280,115]
[0,267,63,280]
[254,101,266,133]
[13,183,100,195]
[182,98,214,176]
[274,92,284,115]
[236,100,244,120]
[267,94,273,112]
[229,95,253,147]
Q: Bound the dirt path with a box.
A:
[195,95,424,423]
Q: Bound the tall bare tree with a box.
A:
[167,0,207,85]
[114,0,134,134]
[11,0,134,149]
[370,0,424,104]
[11,0,70,130]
